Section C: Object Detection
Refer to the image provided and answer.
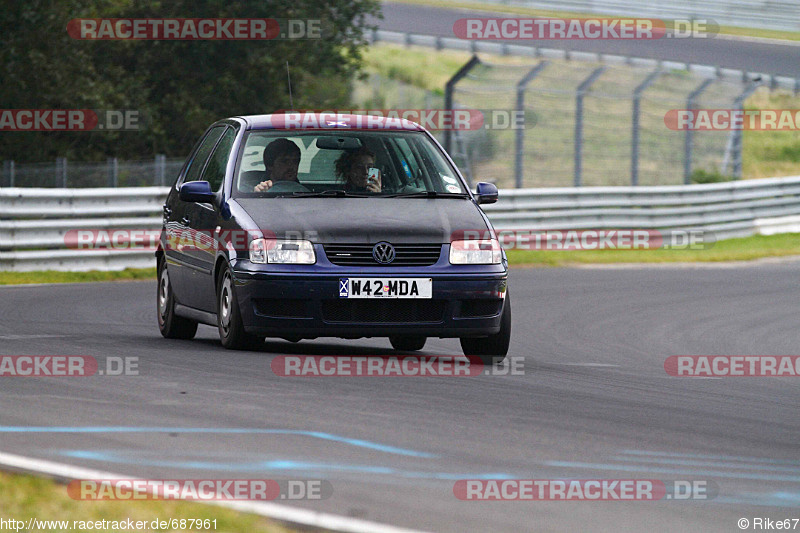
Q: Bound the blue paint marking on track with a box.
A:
[546,460,800,483]
[0,427,436,458]
[621,449,800,466]
[53,450,800,507]
[613,455,800,473]
[714,493,800,507]
[58,450,514,480]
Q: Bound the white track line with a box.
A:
[0,450,430,533]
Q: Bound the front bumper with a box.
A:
[232,260,508,338]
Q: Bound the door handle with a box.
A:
[181,217,191,225]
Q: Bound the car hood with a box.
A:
[234,198,489,244]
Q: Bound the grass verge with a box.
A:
[0,268,156,285]
[506,233,800,266]
[385,0,800,42]
[0,471,300,533]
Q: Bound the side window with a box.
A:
[201,128,236,191]
[183,126,226,183]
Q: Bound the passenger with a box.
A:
[334,146,381,193]
[253,139,301,192]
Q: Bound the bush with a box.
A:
[691,169,733,184]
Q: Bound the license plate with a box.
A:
[339,278,432,299]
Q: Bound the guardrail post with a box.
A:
[574,66,605,187]
[684,78,714,184]
[444,55,481,155]
[107,157,119,187]
[155,154,166,186]
[514,61,549,189]
[727,81,761,179]
[631,69,661,186]
[2,160,14,187]
[55,157,67,188]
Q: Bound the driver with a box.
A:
[253,139,301,192]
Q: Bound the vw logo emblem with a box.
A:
[372,242,396,264]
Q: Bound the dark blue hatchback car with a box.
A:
[157,113,510,363]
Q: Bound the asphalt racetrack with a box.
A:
[375,2,800,77]
[1,263,799,532]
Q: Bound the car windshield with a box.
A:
[232,130,468,198]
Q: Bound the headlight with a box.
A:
[249,239,315,264]
[449,239,501,264]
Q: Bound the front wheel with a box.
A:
[157,256,197,340]
[389,336,427,351]
[217,266,263,350]
[460,295,511,365]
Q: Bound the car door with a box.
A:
[183,126,237,312]
[167,125,226,310]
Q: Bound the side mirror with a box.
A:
[475,182,498,205]
[180,181,216,203]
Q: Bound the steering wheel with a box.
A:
[266,180,310,193]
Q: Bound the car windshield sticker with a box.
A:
[401,160,412,179]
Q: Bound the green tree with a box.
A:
[0,0,380,163]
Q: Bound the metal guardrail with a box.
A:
[0,187,169,272]
[438,0,800,33]
[483,175,800,240]
[1,178,799,271]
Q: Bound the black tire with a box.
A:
[157,256,198,340]
[389,336,427,351]
[460,295,511,365]
[217,265,263,350]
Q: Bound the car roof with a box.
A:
[232,113,426,132]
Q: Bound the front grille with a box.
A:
[253,298,311,319]
[323,243,442,266]
[322,299,446,323]
[459,299,503,318]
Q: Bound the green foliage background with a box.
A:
[0,0,380,162]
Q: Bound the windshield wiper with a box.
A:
[280,189,371,198]
[384,191,469,198]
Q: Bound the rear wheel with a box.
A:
[460,294,511,365]
[217,265,263,350]
[389,336,427,351]
[157,256,197,340]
